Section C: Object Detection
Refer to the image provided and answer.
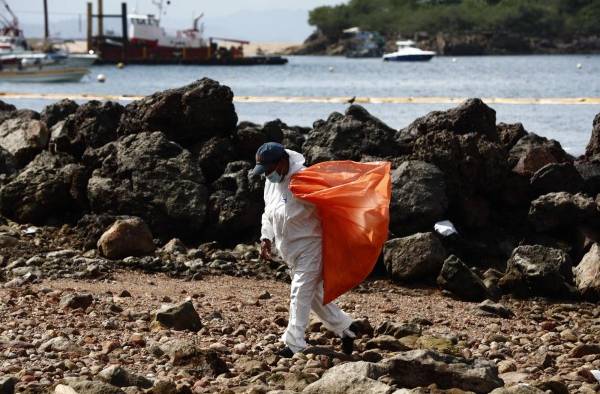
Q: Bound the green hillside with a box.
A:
[309,0,600,40]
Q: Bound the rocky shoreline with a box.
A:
[1,78,600,393]
[287,31,600,56]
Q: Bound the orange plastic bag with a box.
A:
[290,161,392,304]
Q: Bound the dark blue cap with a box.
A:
[252,142,287,175]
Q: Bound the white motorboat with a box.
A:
[383,40,435,62]
[0,53,89,82]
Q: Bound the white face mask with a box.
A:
[266,170,283,183]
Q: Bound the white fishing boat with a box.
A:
[0,1,95,82]
[0,53,89,82]
[383,40,436,62]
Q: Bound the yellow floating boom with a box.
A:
[0,92,599,105]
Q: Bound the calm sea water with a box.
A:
[2,55,599,155]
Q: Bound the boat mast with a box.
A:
[152,0,169,22]
[43,0,49,39]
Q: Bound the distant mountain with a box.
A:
[20,8,311,43]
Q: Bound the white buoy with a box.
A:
[577,63,583,69]
[97,74,106,83]
[452,58,457,62]
[328,66,334,72]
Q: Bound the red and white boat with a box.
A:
[92,0,287,65]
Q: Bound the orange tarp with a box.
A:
[290,161,392,304]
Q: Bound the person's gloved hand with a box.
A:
[260,239,272,260]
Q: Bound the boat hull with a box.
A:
[383,54,434,62]
[93,39,287,65]
[0,67,89,82]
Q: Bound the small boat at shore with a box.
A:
[0,53,89,82]
[383,40,435,62]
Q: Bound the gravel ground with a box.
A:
[2,270,600,393]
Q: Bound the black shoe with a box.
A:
[278,346,294,358]
[341,336,354,355]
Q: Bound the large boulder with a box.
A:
[118,78,238,147]
[408,130,508,204]
[528,192,600,232]
[49,100,124,158]
[40,98,79,129]
[437,255,490,301]
[390,161,447,236]
[86,132,208,241]
[0,117,49,167]
[0,151,88,224]
[398,98,497,141]
[97,217,155,259]
[584,112,600,158]
[302,105,400,164]
[206,161,263,242]
[74,214,131,250]
[380,349,503,393]
[573,243,600,300]
[529,162,584,196]
[302,361,392,394]
[383,233,447,282]
[509,133,571,177]
[498,245,575,298]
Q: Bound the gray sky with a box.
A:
[7,0,344,41]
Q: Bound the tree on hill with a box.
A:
[308,0,600,40]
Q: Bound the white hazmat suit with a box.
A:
[261,149,354,353]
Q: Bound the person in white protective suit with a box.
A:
[251,142,357,358]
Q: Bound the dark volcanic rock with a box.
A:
[381,349,504,393]
[59,293,94,310]
[303,105,400,164]
[375,321,422,338]
[206,161,263,242]
[0,117,49,167]
[509,133,571,176]
[49,100,124,158]
[390,160,447,236]
[234,120,284,162]
[575,159,600,196]
[585,112,600,157]
[118,78,238,147]
[86,131,208,241]
[191,136,235,183]
[530,162,584,196]
[154,300,203,331]
[0,146,15,177]
[409,130,508,204]
[437,255,490,301]
[499,245,575,298]
[40,98,79,128]
[528,192,600,232]
[0,151,88,224]
[384,233,447,282]
[497,122,527,151]
[399,98,497,141]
